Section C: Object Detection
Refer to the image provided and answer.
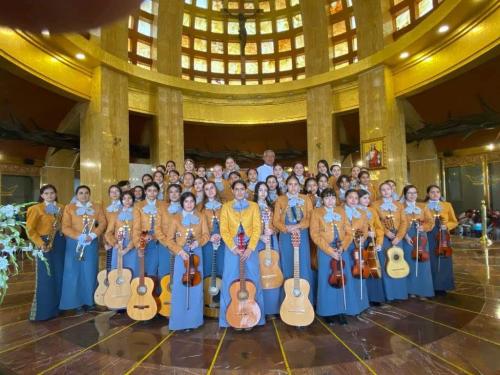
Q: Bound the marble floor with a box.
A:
[0,237,499,374]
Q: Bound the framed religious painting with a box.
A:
[361,137,386,170]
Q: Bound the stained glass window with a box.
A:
[332,21,346,36]
[211,20,224,33]
[276,18,289,32]
[245,61,259,74]
[183,13,191,27]
[212,0,223,11]
[279,57,292,71]
[390,0,443,37]
[182,35,190,48]
[260,20,273,34]
[261,40,274,54]
[296,54,305,68]
[278,39,291,52]
[194,57,208,71]
[245,42,258,55]
[275,0,287,11]
[228,21,239,34]
[262,60,275,73]
[194,38,207,52]
[211,41,224,54]
[228,61,241,74]
[140,0,153,13]
[259,1,271,12]
[329,1,343,15]
[194,16,208,31]
[333,41,349,57]
[295,34,304,49]
[292,14,302,28]
[228,42,241,55]
[196,0,208,9]
[417,0,433,17]
[182,54,190,68]
[246,21,257,35]
[395,8,411,30]
[137,41,151,58]
[211,59,225,73]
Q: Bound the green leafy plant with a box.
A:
[0,203,49,304]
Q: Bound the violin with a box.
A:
[435,216,453,257]
[411,220,429,262]
[351,229,370,279]
[328,239,346,288]
[181,229,201,287]
[362,237,382,278]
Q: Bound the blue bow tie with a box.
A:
[357,205,372,220]
[233,199,249,212]
[143,202,157,215]
[428,200,442,212]
[215,181,225,191]
[118,208,133,221]
[381,198,397,212]
[287,194,304,208]
[76,205,94,216]
[324,207,341,223]
[107,200,122,213]
[182,212,200,226]
[168,202,182,214]
[405,203,421,215]
[45,203,59,215]
[345,206,361,221]
[205,200,222,210]
[258,201,269,211]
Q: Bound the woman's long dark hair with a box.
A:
[38,184,58,202]
[253,181,272,207]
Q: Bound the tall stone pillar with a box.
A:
[154,1,184,167]
[301,0,338,172]
[353,0,408,187]
[80,18,129,203]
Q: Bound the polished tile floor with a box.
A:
[0,237,498,374]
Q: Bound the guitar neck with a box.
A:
[210,242,218,283]
[238,233,247,292]
[293,244,300,290]
[139,248,145,286]
[106,247,112,272]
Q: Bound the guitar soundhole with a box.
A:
[137,285,147,296]
[116,277,124,285]
[293,288,302,298]
[238,290,249,301]
[393,254,400,261]
[264,258,272,267]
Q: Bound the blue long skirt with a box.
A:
[428,224,454,291]
[402,225,434,297]
[168,247,204,331]
[219,245,266,327]
[202,239,225,278]
[257,235,282,315]
[279,229,315,304]
[144,240,160,279]
[59,237,98,310]
[316,244,369,316]
[111,247,139,278]
[364,240,385,303]
[378,237,408,301]
[30,233,66,320]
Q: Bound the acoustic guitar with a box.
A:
[158,251,175,317]
[386,246,410,279]
[203,214,222,318]
[280,231,314,327]
[94,244,112,307]
[258,208,284,289]
[383,213,410,279]
[226,231,261,329]
[203,239,222,318]
[127,232,158,320]
[104,227,132,309]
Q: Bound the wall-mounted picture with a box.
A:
[362,137,385,169]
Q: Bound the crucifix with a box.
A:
[222,1,263,57]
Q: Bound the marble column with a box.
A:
[353,0,408,188]
[153,0,184,167]
[41,150,77,204]
[301,0,338,172]
[80,18,129,203]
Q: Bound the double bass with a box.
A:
[181,228,201,310]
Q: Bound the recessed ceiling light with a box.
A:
[486,144,494,151]
[41,28,50,37]
[438,24,450,33]
[75,52,86,60]
[399,51,410,59]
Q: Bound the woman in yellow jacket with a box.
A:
[218,179,265,328]
[26,184,65,320]
[60,185,106,312]
[425,184,458,294]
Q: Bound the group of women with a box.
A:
[26,157,458,331]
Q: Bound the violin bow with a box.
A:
[335,224,347,311]
[415,219,419,278]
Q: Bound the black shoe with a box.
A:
[338,314,348,325]
[435,290,447,296]
[370,302,381,307]
[325,316,335,325]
